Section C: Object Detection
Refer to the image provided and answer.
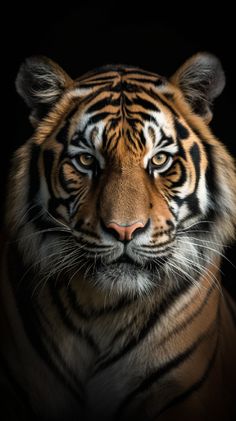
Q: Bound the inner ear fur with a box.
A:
[171,52,225,123]
[16,56,72,125]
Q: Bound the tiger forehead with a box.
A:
[76,64,165,86]
[70,103,175,159]
[69,73,178,156]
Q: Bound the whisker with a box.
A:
[179,220,215,231]
[176,233,230,248]
[176,238,236,269]
[42,206,72,231]
[9,227,70,244]
[15,203,44,227]
[173,253,223,296]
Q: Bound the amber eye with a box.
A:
[151,152,170,168]
[77,153,95,168]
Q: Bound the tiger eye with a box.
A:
[78,154,95,167]
[151,153,169,167]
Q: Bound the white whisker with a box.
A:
[176,238,236,269]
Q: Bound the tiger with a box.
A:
[0,52,236,421]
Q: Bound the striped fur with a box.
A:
[0,53,236,420]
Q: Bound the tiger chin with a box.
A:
[1,53,236,421]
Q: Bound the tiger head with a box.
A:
[9,53,236,296]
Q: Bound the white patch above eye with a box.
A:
[75,111,92,132]
[68,114,105,173]
[143,117,177,170]
[69,144,91,156]
[150,111,173,139]
[84,120,105,150]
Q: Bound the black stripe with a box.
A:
[77,83,115,109]
[177,123,219,228]
[36,303,84,396]
[139,131,146,146]
[67,287,135,320]
[128,76,161,84]
[125,116,142,130]
[8,245,85,405]
[79,80,112,88]
[71,133,92,148]
[145,87,179,117]
[123,93,133,106]
[74,227,100,240]
[125,69,160,78]
[190,143,200,191]
[56,120,70,144]
[133,111,157,124]
[116,317,218,417]
[102,129,117,150]
[49,282,99,353]
[135,95,160,112]
[86,96,112,113]
[87,111,113,126]
[163,92,174,101]
[154,336,219,419]
[83,75,116,82]
[174,117,189,140]
[87,96,120,113]
[158,283,215,349]
[122,81,140,93]
[126,129,139,151]
[58,162,79,194]
[158,136,175,148]
[10,280,83,404]
[203,141,220,210]
[108,132,121,154]
[185,143,201,215]
[167,159,187,189]
[92,282,191,376]
[101,310,145,359]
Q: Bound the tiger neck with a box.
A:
[8,242,221,362]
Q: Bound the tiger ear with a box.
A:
[16,56,72,126]
[171,52,225,123]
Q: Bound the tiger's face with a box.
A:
[52,81,207,291]
[10,54,236,296]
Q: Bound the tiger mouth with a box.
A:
[97,253,169,272]
[112,255,136,265]
[94,254,143,269]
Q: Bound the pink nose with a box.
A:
[106,221,145,241]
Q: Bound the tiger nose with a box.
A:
[105,221,145,242]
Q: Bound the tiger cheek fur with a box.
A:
[0,53,236,421]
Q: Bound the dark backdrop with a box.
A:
[1,3,235,292]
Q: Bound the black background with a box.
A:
[1,3,235,292]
